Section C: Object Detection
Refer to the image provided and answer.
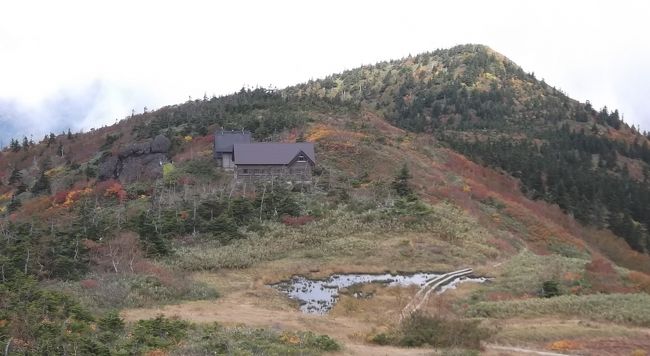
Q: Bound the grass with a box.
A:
[168,202,502,273]
[490,319,647,344]
[46,272,218,313]
[477,250,590,298]
[466,293,650,327]
[173,324,340,356]
[370,312,492,350]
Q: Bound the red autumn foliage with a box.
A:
[132,260,174,287]
[487,237,515,255]
[53,191,69,205]
[80,279,99,289]
[584,257,633,293]
[177,176,195,186]
[585,257,616,275]
[84,232,144,274]
[95,179,127,202]
[281,215,315,226]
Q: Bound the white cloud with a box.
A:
[0,0,649,141]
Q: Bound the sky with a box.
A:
[1,0,649,145]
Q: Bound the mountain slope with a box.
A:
[286,44,650,253]
[1,44,650,354]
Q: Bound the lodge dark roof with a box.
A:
[233,143,316,165]
[214,130,252,153]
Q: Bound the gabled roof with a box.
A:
[233,143,316,165]
[215,130,252,153]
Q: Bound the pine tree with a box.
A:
[31,172,51,195]
[392,163,413,197]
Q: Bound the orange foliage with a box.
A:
[52,187,93,207]
[582,229,650,274]
[548,340,582,351]
[562,272,581,282]
[95,179,127,202]
[628,271,650,293]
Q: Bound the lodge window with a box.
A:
[297,154,306,162]
[242,169,249,174]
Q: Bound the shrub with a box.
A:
[371,313,490,350]
[281,215,315,226]
[541,280,561,298]
[128,315,189,352]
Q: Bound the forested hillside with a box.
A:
[1,44,650,355]
[286,44,650,253]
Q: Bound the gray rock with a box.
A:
[98,156,120,180]
[119,153,167,183]
[151,135,171,153]
[98,135,171,183]
[118,142,151,158]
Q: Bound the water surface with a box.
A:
[272,272,486,314]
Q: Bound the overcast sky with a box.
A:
[1,0,649,144]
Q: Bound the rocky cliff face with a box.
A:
[98,135,171,183]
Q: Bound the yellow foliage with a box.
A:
[0,192,12,202]
[183,135,193,142]
[45,166,65,177]
[280,331,301,345]
[306,124,334,142]
[65,188,92,207]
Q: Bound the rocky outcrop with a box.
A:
[98,135,171,183]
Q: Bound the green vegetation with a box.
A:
[286,43,650,255]
[176,325,340,355]
[466,293,650,327]
[371,312,491,350]
[2,44,650,353]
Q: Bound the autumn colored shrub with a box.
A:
[80,279,99,289]
[94,179,127,202]
[628,271,650,294]
[281,215,315,226]
[84,232,145,274]
[547,339,582,351]
[584,257,628,293]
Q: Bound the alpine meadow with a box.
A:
[2,44,650,355]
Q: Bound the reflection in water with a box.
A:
[272,272,487,314]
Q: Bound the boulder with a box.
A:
[98,135,170,183]
[151,135,171,153]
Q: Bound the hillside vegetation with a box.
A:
[1,44,650,354]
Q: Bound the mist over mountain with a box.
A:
[0,81,153,146]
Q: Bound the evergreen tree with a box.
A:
[31,171,51,195]
[392,163,413,197]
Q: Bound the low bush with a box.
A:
[371,313,490,350]
[127,315,189,352]
[174,324,340,355]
